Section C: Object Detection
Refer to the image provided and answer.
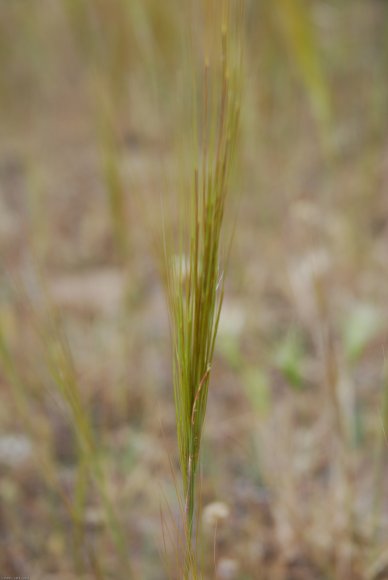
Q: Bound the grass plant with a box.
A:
[0,257,133,577]
[162,1,243,576]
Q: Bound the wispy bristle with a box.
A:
[161,0,243,575]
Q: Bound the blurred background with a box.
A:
[0,1,388,578]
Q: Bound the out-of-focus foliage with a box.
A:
[243,367,271,416]
[275,328,306,390]
[0,0,330,130]
[342,304,381,363]
[270,0,330,127]
[1,0,388,578]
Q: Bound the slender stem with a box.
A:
[184,445,196,578]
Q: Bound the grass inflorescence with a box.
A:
[162,1,244,575]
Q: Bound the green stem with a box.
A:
[184,442,196,578]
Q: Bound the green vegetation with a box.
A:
[161,2,243,574]
[0,1,387,578]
